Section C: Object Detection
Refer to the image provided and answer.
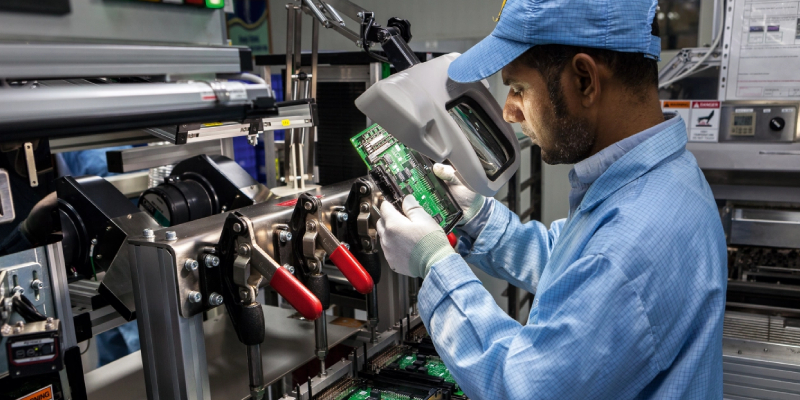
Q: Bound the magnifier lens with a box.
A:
[448,101,510,179]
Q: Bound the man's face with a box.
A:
[501,61,595,165]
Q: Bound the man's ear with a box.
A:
[568,53,601,108]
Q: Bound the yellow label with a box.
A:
[663,101,691,109]
[17,385,53,400]
[202,122,224,127]
[281,119,291,127]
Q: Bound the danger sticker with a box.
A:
[692,101,721,108]
[17,385,53,400]
[275,195,324,207]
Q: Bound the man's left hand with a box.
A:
[377,195,455,278]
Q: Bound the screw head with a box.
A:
[359,186,368,194]
[12,286,24,296]
[283,264,295,274]
[187,291,202,304]
[306,221,316,231]
[46,317,53,323]
[362,239,371,248]
[184,259,199,272]
[143,228,155,238]
[30,280,43,290]
[343,242,351,250]
[360,203,369,213]
[204,254,220,268]
[1,324,11,335]
[208,292,224,306]
[232,223,243,233]
[16,320,25,328]
[279,230,292,243]
[304,201,313,211]
[95,254,102,260]
[165,231,177,241]
[237,244,251,257]
[337,212,349,222]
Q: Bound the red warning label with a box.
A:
[692,101,720,108]
[275,195,324,207]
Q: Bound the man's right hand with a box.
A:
[433,163,486,225]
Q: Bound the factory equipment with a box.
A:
[0,1,519,399]
[660,0,800,397]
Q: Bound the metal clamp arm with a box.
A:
[291,193,374,294]
[221,212,323,321]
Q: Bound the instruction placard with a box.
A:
[724,0,800,100]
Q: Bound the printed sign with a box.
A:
[17,386,53,400]
[661,100,721,142]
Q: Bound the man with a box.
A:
[376,0,727,398]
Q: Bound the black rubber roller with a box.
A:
[306,273,331,310]
[236,303,265,345]
[355,251,382,285]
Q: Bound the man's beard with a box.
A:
[528,75,595,165]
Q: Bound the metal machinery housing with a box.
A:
[0,1,489,400]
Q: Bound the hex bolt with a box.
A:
[187,291,202,304]
[237,244,251,257]
[306,221,316,231]
[279,230,293,243]
[204,254,220,268]
[46,317,53,323]
[336,212,349,222]
[208,292,224,306]
[359,186,368,194]
[232,223,243,233]
[184,259,199,272]
[165,231,177,241]
[30,280,43,290]
[283,264,295,274]
[12,286,24,296]
[143,229,154,239]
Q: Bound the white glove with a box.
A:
[433,163,486,225]
[377,195,455,278]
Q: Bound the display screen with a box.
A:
[447,98,512,180]
[734,115,754,126]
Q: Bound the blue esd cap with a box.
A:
[448,0,661,83]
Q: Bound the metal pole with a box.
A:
[247,344,265,399]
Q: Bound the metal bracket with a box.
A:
[0,169,15,224]
[23,142,38,187]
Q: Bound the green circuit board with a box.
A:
[350,124,463,233]
[342,388,419,400]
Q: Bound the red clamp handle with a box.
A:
[447,232,457,248]
[329,244,374,294]
[270,267,323,320]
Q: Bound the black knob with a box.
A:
[769,117,785,131]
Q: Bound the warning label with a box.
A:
[661,100,721,142]
[17,385,53,400]
[275,195,324,207]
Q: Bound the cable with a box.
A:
[658,4,725,89]
[80,338,92,355]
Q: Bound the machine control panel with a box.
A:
[4,319,61,378]
[720,104,797,142]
